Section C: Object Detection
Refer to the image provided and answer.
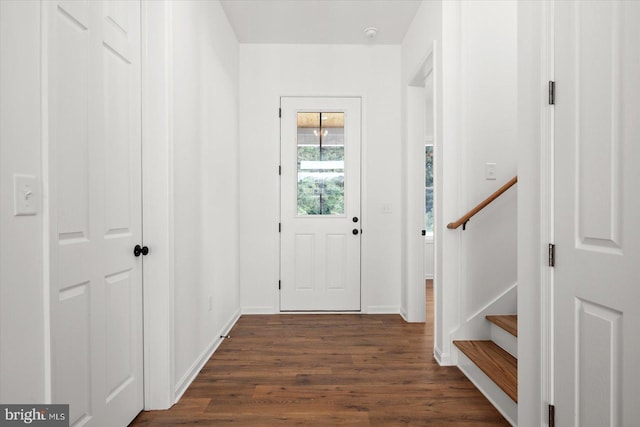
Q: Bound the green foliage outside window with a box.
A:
[425,145,434,235]
[297,145,345,215]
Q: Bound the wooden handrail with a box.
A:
[447,176,518,230]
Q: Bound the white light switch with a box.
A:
[14,174,38,216]
[485,163,497,180]
[382,203,392,214]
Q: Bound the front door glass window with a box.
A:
[296,112,345,215]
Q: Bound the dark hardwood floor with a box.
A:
[130,280,509,426]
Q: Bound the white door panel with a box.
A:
[48,1,143,425]
[554,1,640,425]
[280,97,361,311]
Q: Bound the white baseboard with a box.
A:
[365,305,400,314]
[173,309,241,402]
[424,274,434,280]
[433,346,452,366]
[241,306,276,314]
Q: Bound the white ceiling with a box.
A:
[220,0,423,44]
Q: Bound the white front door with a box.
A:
[280,97,361,311]
[554,1,640,425]
[48,1,143,425]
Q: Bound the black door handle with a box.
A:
[134,244,149,257]
[352,229,359,235]
[352,217,359,223]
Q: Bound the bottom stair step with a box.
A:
[454,340,518,403]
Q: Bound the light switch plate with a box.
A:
[485,163,497,180]
[14,174,38,216]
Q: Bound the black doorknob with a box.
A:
[353,217,359,223]
[134,244,149,257]
[352,229,359,235]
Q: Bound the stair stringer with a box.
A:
[450,282,518,425]
[451,282,517,348]
[456,348,517,425]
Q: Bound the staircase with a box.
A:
[454,315,518,425]
[446,178,519,425]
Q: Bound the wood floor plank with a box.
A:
[453,340,518,402]
[486,314,518,337]
[130,284,509,426]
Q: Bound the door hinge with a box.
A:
[279,107,282,118]
[279,223,281,233]
[549,81,555,105]
[548,243,555,267]
[548,404,555,427]
[278,280,281,290]
[278,165,281,175]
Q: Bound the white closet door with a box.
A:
[48,1,143,425]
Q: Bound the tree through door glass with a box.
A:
[297,112,345,215]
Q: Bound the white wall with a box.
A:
[170,0,241,398]
[0,1,47,403]
[457,1,517,322]
[402,0,517,363]
[239,44,402,314]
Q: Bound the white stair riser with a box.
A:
[490,323,517,358]
[456,348,517,426]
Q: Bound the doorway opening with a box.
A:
[406,43,437,350]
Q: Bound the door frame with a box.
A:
[405,45,435,325]
[140,0,174,410]
[517,0,554,423]
[278,95,364,313]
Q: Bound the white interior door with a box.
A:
[48,1,143,425]
[280,97,361,311]
[554,1,640,425]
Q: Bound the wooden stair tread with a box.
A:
[454,340,518,403]
[486,315,518,337]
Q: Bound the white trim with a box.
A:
[141,0,175,409]
[365,305,400,314]
[451,282,517,342]
[465,282,517,324]
[540,0,555,417]
[40,0,52,403]
[166,1,176,410]
[173,309,240,403]
[242,306,278,315]
[433,347,452,366]
[517,1,553,423]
